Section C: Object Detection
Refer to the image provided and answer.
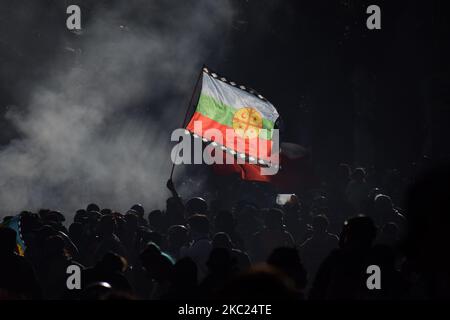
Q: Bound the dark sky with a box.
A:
[217,0,448,171]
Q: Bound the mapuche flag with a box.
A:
[186,67,279,165]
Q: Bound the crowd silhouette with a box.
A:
[1,161,449,300]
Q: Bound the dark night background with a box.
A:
[0,0,449,210]
[222,0,449,175]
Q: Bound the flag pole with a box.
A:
[169,66,204,180]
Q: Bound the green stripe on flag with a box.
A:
[195,94,275,140]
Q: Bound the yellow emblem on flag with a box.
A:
[232,107,263,139]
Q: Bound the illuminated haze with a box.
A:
[0,0,234,217]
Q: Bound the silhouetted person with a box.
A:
[68,222,83,253]
[148,209,167,235]
[130,204,148,227]
[212,232,250,271]
[346,168,370,213]
[36,235,83,299]
[140,242,174,299]
[0,227,41,299]
[267,247,307,298]
[166,225,189,261]
[186,197,208,216]
[300,215,339,284]
[214,210,244,250]
[199,248,236,298]
[365,244,408,299]
[162,257,198,300]
[376,222,400,246]
[180,214,212,280]
[121,212,139,265]
[86,203,100,213]
[235,204,261,251]
[309,215,377,300]
[373,194,405,234]
[250,208,295,262]
[141,230,164,248]
[282,195,309,243]
[94,215,126,263]
[82,252,132,294]
[402,164,450,299]
[328,163,355,232]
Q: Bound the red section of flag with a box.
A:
[212,153,272,183]
[212,143,319,191]
[186,112,272,161]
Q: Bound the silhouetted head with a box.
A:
[0,227,17,254]
[186,197,208,216]
[368,187,382,200]
[97,215,116,236]
[142,230,163,248]
[167,225,189,249]
[267,247,307,289]
[351,167,366,182]
[130,204,145,217]
[336,163,351,183]
[86,203,100,213]
[87,210,102,224]
[212,232,233,250]
[140,243,174,282]
[312,214,329,233]
[148,209,165,232]
[187,214,210,237]
[166,197,185,213]
[374,194,393,213]
[97,252,128,273]
[206,248,234,274]
[2,216,13,224]
[100,208,112,216]
[40,210,65,224]
[43,235,66,258]
[283,195,302,214]
[340,215,377,249]
[52,211,65,222]
[74,209,88,224]
[124,212,138,231]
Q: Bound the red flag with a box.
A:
[212,142,319,191]
[211,150,272,182]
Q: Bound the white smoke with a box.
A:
[0,0,234,217]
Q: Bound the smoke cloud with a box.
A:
[0,0,234,217]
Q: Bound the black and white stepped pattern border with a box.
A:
[184,129,279,169]
[202,67,268,103]
[18,216,26,250]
